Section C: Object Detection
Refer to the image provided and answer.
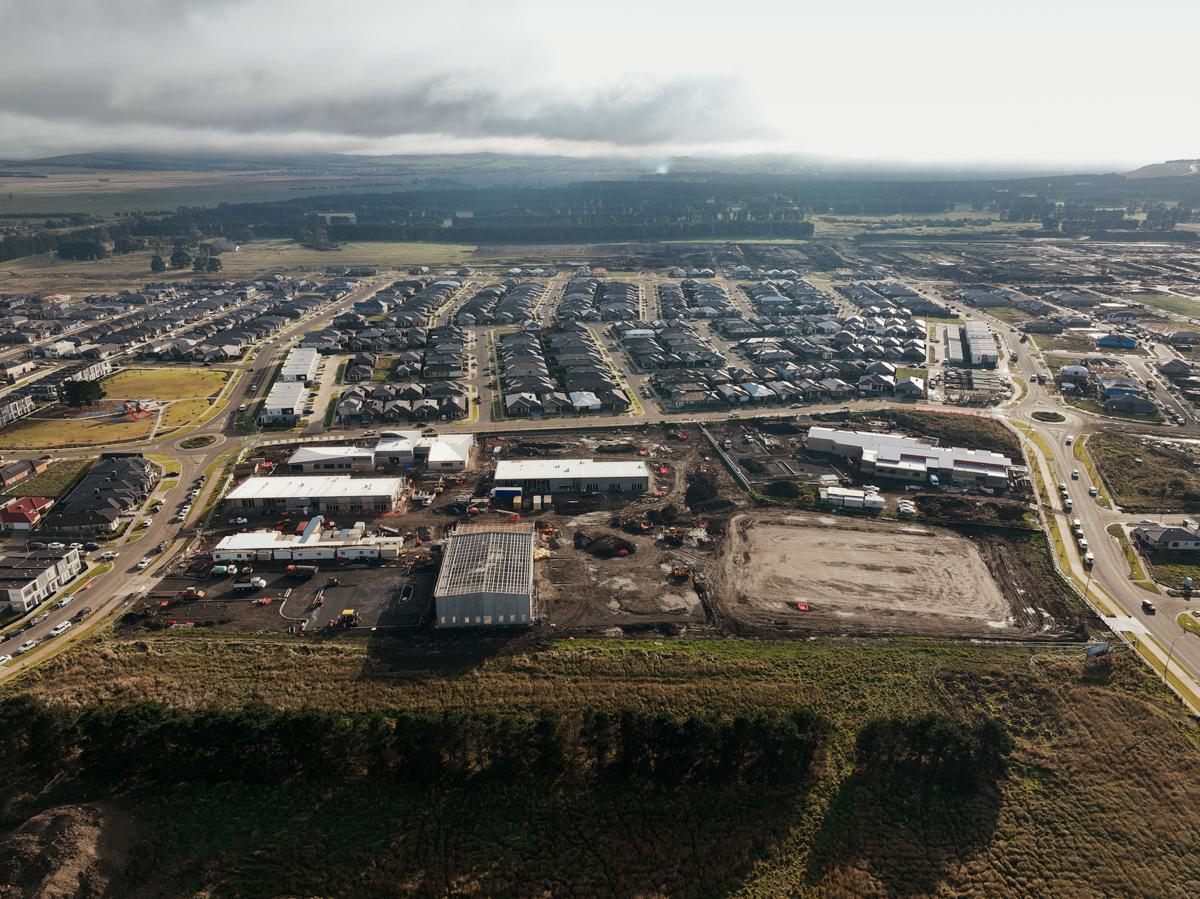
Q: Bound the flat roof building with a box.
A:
[279,346,321,382]
[287,445,376,473]
[259,381,308,426]
[806,426,1013,488]
[434,521,535,628]
[225,475,407,513]
[374,431,475,472]
[211,526,405,562]
[493,458,650,495]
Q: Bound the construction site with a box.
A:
[114,417,1091,644]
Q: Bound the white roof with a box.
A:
[288,446,375,465]
[213,530,404,554]
[494,459,649,480]
[262,380,308,409]
[227,475,405,501]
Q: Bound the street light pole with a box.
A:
[1165,632,1188,684]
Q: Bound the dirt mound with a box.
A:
[0,801,139,899]
[574,530,637,557]
[757,420,805,436]
[597,443,639,454]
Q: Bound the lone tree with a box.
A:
[150,254,166,273]
[61,379,107,409]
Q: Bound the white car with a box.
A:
[14,640,37,655]
[49,621,73,637]
[47,542,66,550]
[136,558,151,570]
[140,518,154,527]
[0,654,12,664]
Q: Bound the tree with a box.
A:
[113,233,142,254]
[170,248,192,269]
[150,255,166,273]
[56,239,107,261]
[61,379,106,408]
[204,256,222,273]
[192,257,207,272]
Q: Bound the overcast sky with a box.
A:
[1,0,1195,170]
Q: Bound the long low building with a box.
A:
[225,475,408,513]
[434,521,535,628]
[211,524,405,562]
[493,458,650,495]
[279,346,321,382]
[259,380,308,426]
[287,445,376,473]
[806,426,1013,488]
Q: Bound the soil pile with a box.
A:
[574,530,637,557]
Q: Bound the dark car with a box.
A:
[84,542,102,551]
[28,542,46,550]
[73,607,93,622]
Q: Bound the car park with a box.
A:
[49,621,72,637]
[15,640,38,655]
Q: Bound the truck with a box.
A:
[211,565,238,577]
[1037,373,1047,384]
[286,564,319,579]
[233,577,267,591]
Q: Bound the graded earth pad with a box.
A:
[713,511,1083,640]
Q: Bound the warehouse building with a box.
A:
[374,431,475,471]
[492,459,650,495]
[225,475,407,513]
[434,521,535,628]
[279,346,321,382]
[211,518,405,562]
[258,380,309,426]
[806,427,1012,488]
[287,445,376,473]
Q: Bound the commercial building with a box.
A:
[806,427,1013,488]
[0,547,81,612]
[374,431,475,471]
[258,380,308,426]
[963,320,998,367]
[225,475,407,514]
[279,346,321,382]
[211,518,405,562]
[492,459,650,495]
[433,521,535,628]
[286,445,376,473]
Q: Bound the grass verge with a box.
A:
[1106,523,1147,580]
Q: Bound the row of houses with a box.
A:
[44,454,158,535]
[557,279,641,322]
[614,320,725,370]
[335,381,470,425]
[1055,360,1158,414]
[455,281,546,327]
[499,324,631,417]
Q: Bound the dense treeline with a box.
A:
[0,697,831,790]
[855,713,1015,793]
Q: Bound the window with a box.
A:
[521,614,527,622]
[484,615,492,624]
[452,616,457,623]
[349,503,362,512]
[440,617,446,624]
[610,483,621,491]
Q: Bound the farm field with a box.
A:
[4,636,1200,898]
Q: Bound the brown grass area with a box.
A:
[10,637,1200,898]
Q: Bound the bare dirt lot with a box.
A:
[709,511,1087,640]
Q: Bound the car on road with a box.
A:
[47,542,65,550]
[30,613,49,625]
[73,607,92,622]
[1142,599,1157,613]
[1089,486,1098,496]
[68,542,83,549]
[39,454,53,460]
[790,403,803,409]
[139,518,153,528]
[84,542,101,551]
[49,621,72,637]
[15,640,38,655]
[1071,470,1079,479]
[28,541,46,550]
[363,430,377,436]
[156,541,169,553]
[400,583,414,603]
[0,655,11,665]
[136,558,151,570]
[56,594,74,608]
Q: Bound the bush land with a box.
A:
[1088,431,1200,512]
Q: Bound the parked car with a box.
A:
[30,613,49,625]
[83,542,101,551]
[156,541,169,553]
[14,640,38,655]
[47,542,65,550]
[28,542,46,550]
[49,621,72,637]
[139,518,153,527]
[0,655,11,664]
[136,558,151,570]
[400,584,414,603]
[73,607,92,622]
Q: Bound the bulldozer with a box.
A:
[332,609,361,628]
[671,565,691,580]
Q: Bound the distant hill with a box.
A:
[1123,159,1200,179]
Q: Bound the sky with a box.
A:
[1,0,1196,170]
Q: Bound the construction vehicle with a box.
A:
[286,564,319,579]
[333,609,361,628]
[180,587,206,600]
[671,565,691,580]
[211,564,238,577]
[233,577,267,591]
[434,475,445,494]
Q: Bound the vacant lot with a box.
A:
[103,368,228,401]
[1,457,91,498]
[1125,291,1200,318]
[0,410,154,450]
[1088,431,1200,512]
[712,512,1085,640]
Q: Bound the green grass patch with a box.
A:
[1125,292,1200,318]
[158,398,212,430]
[0,413,155,450]
[1075,434,1112,508]
[1106,523,1147,580]
[1177,612,1200,636]
[1144,551,1200,590]
[1030,331,1103,355]
[980,305,1028,324]
[1088,431,1200,513]
[102,368,228,401]
[1135,580,1162,594]
[2,457,91,498]
[1032,410,1065,422]
[180,435,216,449]
[324,392,339,428]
